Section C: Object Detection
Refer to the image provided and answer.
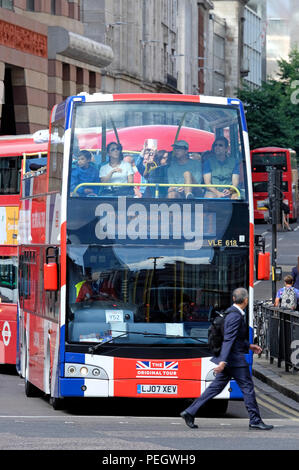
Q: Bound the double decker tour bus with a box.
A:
[17,93,253,412]
[251,147,299,221]
[0,134,47,365]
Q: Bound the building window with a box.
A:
[51,0,56,15]
[26,0,34,11]
[0,0,13,9]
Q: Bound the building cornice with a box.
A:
[198,0,214,10]
[48,26,113,68]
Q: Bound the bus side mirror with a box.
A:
[44,246,59,290]
[44,263,58,291]
[256,252,270,280]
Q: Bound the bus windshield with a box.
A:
[66,99,249,347]
[66,233,249,346]
[69,100,248,201]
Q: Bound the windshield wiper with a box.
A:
[88,330,206,354]
[88,333,128,354]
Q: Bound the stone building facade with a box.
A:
[81,0,180,94]
[0,0,113,135]
[0,0,267,135]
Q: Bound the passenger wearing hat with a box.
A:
[167,140,203,199]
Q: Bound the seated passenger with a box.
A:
[28,156,48,171]
[167,140,203,199]
[75,271,117,303]
[155,150,169,167]
[135,142,159,195]
[75,270,93,303]
[99,142,134,196]
[70,150,100,196]
[145,162,169,198]
[203,137,239,199]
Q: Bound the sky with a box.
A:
[267,0,291,19]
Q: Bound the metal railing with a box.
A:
[254,302,299,372]
[71,182,241,198]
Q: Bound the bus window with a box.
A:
[0,256,17,303]
[0,156,21,194]
[251,147,298,221]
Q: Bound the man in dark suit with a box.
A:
[180,287,273,430]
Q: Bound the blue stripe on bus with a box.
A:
[54,100,67,122]
[65,352,86,364]
[60,378,85,397]
[249,326,254,344]
[65,95,86,130]
[229,379,243,399]
[60,325,66,378]
[227,97,248,132]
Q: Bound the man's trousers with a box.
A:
[185,365,261,425]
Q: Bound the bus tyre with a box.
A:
[210,399,228,416]
[201,399,228,417]
[48,367,64,410]
[49,396,64,410]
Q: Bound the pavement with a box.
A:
[253,354,299,405]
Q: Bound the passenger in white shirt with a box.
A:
[99,142,134,196]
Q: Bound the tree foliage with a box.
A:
[238,48,299,160]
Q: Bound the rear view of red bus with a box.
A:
[251,147,299,222]
[0,134,47,366]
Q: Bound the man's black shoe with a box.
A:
[180,411,198,429]
[249,421,273,431]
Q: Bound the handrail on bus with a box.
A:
[71,182,241,198]
[22,151,48,175]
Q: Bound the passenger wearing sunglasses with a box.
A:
[99,142,134,196]
[203,137,239,199]
[167,140,203,199]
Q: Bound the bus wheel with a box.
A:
[49,396,64,410]
[200,399,229,417]
[48,367,64,410]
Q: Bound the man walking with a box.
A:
[180,287,273,430]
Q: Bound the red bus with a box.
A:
[0,134,47,365]
[251,147,299,221]
[17,93,253,414]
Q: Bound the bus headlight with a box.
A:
[80,366,89,376]
[65,363,108,379]
[67,365,77,375]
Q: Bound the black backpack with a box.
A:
[208,309,229,356]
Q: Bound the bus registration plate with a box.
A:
[137,384,177,394]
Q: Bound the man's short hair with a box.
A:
[232,287,249,304]
[284,274,293,285]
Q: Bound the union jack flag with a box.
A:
[136,361,178,370]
